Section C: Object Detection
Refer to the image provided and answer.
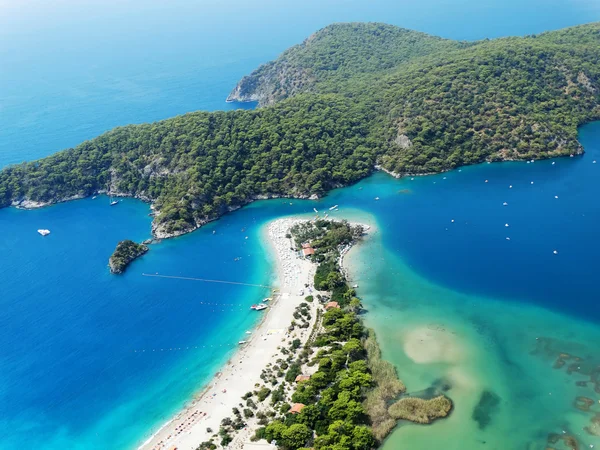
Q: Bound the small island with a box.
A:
[108,240,148,274]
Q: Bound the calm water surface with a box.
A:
[1,0,600,449]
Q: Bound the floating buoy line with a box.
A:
[142,273,273,289]
[132,342,240,354]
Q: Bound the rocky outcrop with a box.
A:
[577,71,596,92]
[226,62,314,107]
[394,134,413,149]
[11,194,85,209]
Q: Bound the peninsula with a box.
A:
[1,22,599,239]
[108,240,148,274]
[140,218,452,450]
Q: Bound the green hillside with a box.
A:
[1,22,599,236]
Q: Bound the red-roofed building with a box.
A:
[302,247,315,257]
[325,301,340,310]
[290,403,306,414]
[295,375,311,383]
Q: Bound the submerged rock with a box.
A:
[472,390,501,430]
[585,413,600,436]
[574,396,594,412]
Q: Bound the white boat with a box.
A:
[352,284,359,288]
[329,205,338,211]
[313,208,319,213]
[374,197,380,200]
[238,340,248,345]
[37,229,50,236]
[92,196,97,199]
[503,202,508,206]
[253,304,268,311]
[110,199,118,206]
[262,297,272,302]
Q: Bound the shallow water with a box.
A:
[347,234,600,449]
[340,125,600,449]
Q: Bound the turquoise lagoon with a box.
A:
[2,0,600,449]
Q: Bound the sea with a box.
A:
[1,0,600,449]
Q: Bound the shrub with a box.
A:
[256,387,271,402]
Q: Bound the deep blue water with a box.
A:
[2,0,600,449]
[322,123,600,320]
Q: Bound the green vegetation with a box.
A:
[388,396,453,424]
[108,240,148,274]
[362,330,406,440]
[254,308,377,450]
[2,22,599,238]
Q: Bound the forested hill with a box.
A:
[226,23,465,106]
[1,22,599,238]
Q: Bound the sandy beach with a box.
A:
[139,218,320,450]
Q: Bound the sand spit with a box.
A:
[139,218,319,450]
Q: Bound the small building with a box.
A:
[290,403,306,414]
[301,243,312,249]
[302,247,315,257]
[295,374,311,383]
[325,301,340,310]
